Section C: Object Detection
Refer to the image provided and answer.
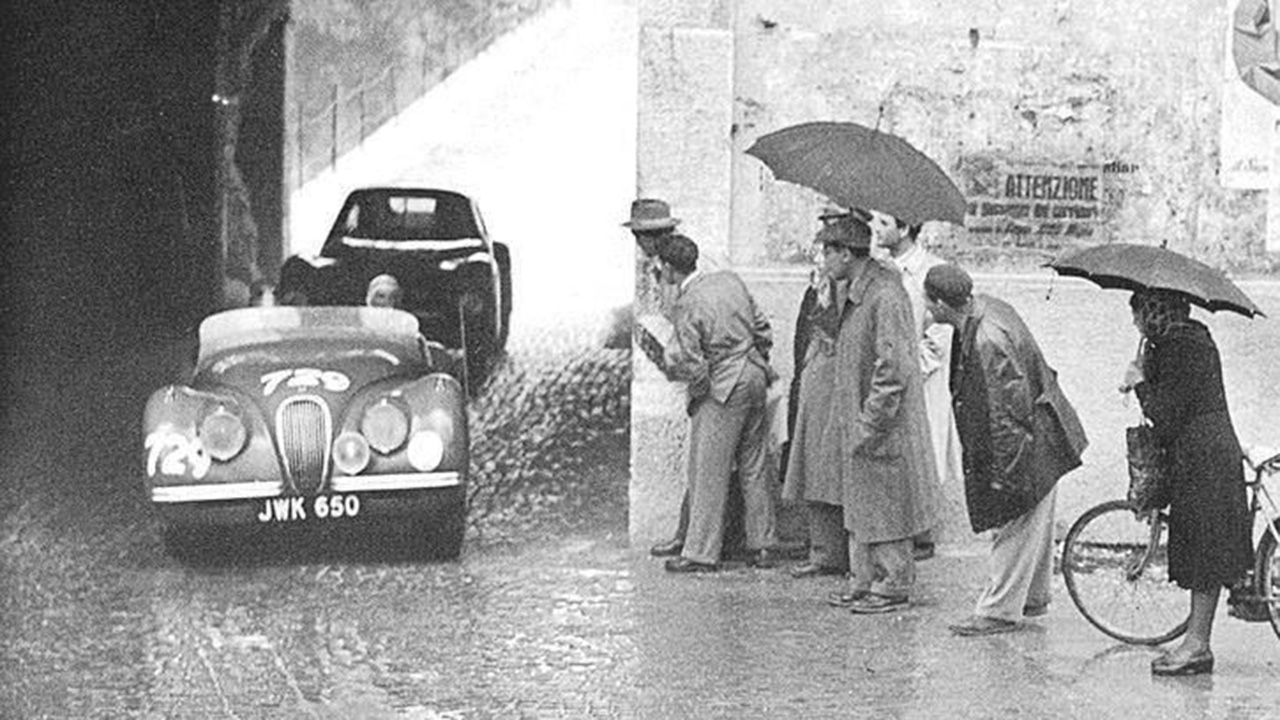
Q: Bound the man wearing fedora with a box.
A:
[624,198,691,557]
[622,198,681,295]
[809,215,939,613]
[652,234,779,572]
[625,198,750,560]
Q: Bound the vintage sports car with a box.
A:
[277,187,511,382]
[143,306,468,559]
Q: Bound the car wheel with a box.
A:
[162,524,225,564]
[462,310,498,388]
[495,244,512,351]
[411,487,466,560]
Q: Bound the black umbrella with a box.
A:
[1046,243,1265,318]
[744,121,966,226]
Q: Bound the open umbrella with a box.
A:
[744,121,967,226]
[1046,243,1265,318]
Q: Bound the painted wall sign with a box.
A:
[1221,0,1278,190]
[957,156,1130,247]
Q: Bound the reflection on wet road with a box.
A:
[4,323,1280,718]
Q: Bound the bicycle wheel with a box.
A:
[1255,521,1280,641]
[1061,499,1188,645]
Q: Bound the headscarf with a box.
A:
[1129,289,1191,339]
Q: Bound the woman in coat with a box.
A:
[1121,290,1253,676]
[781,268,847,577]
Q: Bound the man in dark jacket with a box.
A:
[924,263,1088,636]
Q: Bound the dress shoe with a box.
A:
[649,539,684,557]
[825,590,870,608]
[664,557,717,574]
[790,563,846,579]
[747,548,781,569]
[1023,602,1049,618]
[1151,649,1214,676]
[948,615,1020,636]
[847,593,910,614]
[912,542,936,561]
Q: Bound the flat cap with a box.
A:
[816,214,871,250]
[924,263,973,306]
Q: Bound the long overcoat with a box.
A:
[824,260,940,543]
[781,285,840,504]
[1134,321,1252,590]
[951,295,1089,533]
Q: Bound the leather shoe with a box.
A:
[847,593,910,614]
[664,557,717,574]
[948,615,1020,636]
[1151,649,1214,676]
[790,563,845,579]
[1023,602,1049,618]
[649,539,684,557]
[912,542,936,561]
[747,549,781,569]
[825,590,870,608]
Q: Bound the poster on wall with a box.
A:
[957,155,1124,251]
[1221,0,1280,189]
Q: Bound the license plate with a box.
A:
[256,494,361,523]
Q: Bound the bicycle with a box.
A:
[1060,444,1280,645]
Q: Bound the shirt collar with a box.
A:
[680,268,703,294]
[892,243,926,275]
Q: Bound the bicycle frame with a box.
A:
[1244,446,1280,550]
[1236,445,1280,611]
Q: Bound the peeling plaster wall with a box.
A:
[734,0,1272,272]
[632,0,1277,547]
[631,1,736,545]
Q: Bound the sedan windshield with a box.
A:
[331,190,481,242]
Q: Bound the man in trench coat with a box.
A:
[869,211,964,561]
[924,263,1088,636]
[817,215,940,613]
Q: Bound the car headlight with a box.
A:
[332,431,371,475]
[361,399,409,454]
[407,430,445,471]
[199,406,247,462]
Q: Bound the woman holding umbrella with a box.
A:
[1119,289,1253,676]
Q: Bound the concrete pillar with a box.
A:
[630,1,735,546]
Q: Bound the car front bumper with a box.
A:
[151,472,464,527]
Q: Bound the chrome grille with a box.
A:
[276,395,331,494]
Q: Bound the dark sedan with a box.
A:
[278,187,511,383]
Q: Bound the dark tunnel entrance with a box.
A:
[0,0,284,507]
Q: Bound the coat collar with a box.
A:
[678,268,705,296]
[840,258,877,310]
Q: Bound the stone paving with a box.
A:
[419,535,1280,719]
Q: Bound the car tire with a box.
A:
[494,243,512,352]
[411,487,466,560]
[463,312,499,389]
[162,524,225,564]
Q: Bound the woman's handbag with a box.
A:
[1126,420,1170,512]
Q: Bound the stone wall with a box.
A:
[632,0,1280,547]
[283,0,562,193]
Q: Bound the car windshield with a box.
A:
[197,306,421,369]
[330,190,481,242]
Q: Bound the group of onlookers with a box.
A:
[624,197,1253,676]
